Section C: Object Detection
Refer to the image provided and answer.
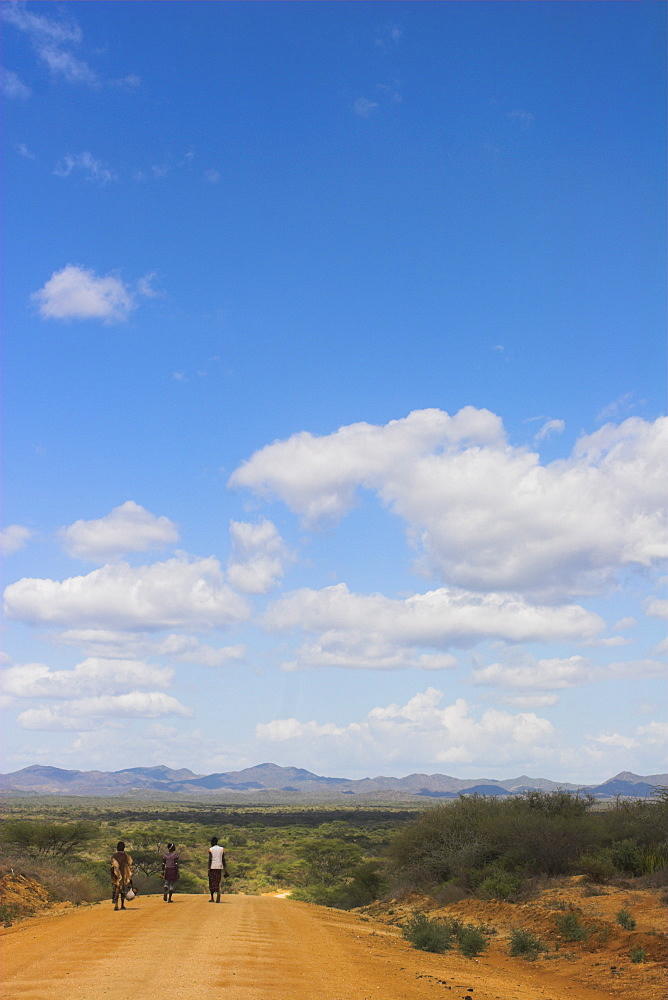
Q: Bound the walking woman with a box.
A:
[111,841,134,911]
[207,836,229,902]
[162,842,179,902]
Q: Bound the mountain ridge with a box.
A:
[1,763,665,800]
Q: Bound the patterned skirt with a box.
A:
[208,869,222,892]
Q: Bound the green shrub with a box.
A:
[456,923,488,958]
[508,927,546,960]
[403,911,453,953]
[577,850,617,884]
[555,911,588,941]
[630,946,646,963]
[610,839,643,876]
[616,908,636,930]
[476,867,522,900]
[640,847,668,874]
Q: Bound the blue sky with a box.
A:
[2,1,665,782]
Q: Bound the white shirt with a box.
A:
[209,845,225,869]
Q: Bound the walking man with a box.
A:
[111,841,133,911]
[207,836,229,902]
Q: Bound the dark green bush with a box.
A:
[616,908,636,930]
[576,850,617,883]
[555,911,588,941]
[475,866,522,900]
[456,923,488,958]
[403,911,453,953]
[611,839,644,876]
[509,927,546,960]
[630,946,646,963]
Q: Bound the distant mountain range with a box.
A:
[1,763,665,801]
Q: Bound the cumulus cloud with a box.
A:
[17,691,192,731]
[1,657,173,700]
[584,721,667,757]
[227,519,291,594]
[472,654,665,692]
[2,4,97,85]
[54,151,116,185]
[59,501,179,561]
[264,584,603,671]
[0,524,34,556]
[230,408,667,599]
[3,555,250,631]
[56,629,245,668]
[257,687,556,768]
[32,265,135,322]
[2,67,31,98]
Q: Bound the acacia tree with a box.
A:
[1,821,96,858]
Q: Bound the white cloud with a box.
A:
[1,657,173,699]
[472,655,594,691]
[136,273,159,298]
[2,4,97,85]
[257,687,557,769]
[0,524,34,556]
[3,555,250,631]
[472,654,665,692]
[59,501,179,561]
[227,519,291,594]
[2,67,31,98]
[54,151,116,185]
[16,142,36,159]
[584,719,668,757]
[534,418,565,442]
[56,629,246,667]
[354,97,379,118]
[596,393,635,423]
[111,73,141,88]
[205,169,221,183]
[586,730,638,751]
[645,597,668,619]
[499,694,560,709]
[264,584,603,670]
[32,265,135,322]
[17,691,192,731]
[230,408,667,599]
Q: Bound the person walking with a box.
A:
[207,836,229,902]
[161,842,179,902]
[111,841,134,911]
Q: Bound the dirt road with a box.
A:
[0,894,630,1000]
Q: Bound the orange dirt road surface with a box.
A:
[0,894,640,1000]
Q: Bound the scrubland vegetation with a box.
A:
[388,790,668,900]
[1,789,666,927]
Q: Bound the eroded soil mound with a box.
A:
[0,872,50,922]
[361,875,667,1000]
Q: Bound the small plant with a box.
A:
[616,908,636,931]
[476,868,522,900]
[403,911,453,953]
[555,911,588,941]
[509,927,546,960]
[630,946,646,963]
[456,923,488,958]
